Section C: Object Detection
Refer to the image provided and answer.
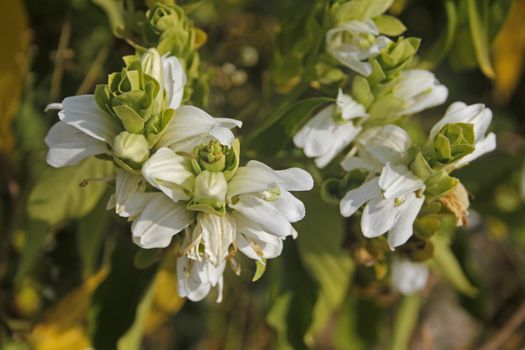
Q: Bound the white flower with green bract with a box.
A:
[131,138,313,301]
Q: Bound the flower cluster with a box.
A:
[293,0,496,295]
[44,4,314,302]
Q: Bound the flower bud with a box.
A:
[432,123,475,164]
[195,140,228,172]
[142,2,194,58]
[188,171,228,215]
[113,131,150,165]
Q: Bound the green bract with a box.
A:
[142,3,196,61]
[95,56,162,134]
[430,123,475,165]
[369,37,420,83]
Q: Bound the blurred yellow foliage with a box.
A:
[493,0,525,105]
[31,268,108,350]
[0,0,30,155]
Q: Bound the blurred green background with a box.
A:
[1,0,525,349]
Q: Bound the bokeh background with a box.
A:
[1,0,525,349]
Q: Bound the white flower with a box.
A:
[326,19,391,76]
[177,255,226,302]
[393,69,448,115]
[134,147,313,301]
[293,90,367,168]
[341,124,411,173]
[157,106,242,152]
[429,102,496,168]
[391,257,429,295]
[340,162,425,249]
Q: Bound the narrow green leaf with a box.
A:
[251,97,333,155]
[420,0,458,69]
[295,189,354,347]
[431,234,478,297]
[117,279,156,350]
[252,259,267,282]
[88,235,158,350]
[467,0,495,78]
[133,248,162,269]
[266,292,294,350]
[391,295,422,350]
[91,0,126,37]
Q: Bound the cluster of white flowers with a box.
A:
[293,0,496,295]
[45,48,314,302]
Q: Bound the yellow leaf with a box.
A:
[31,268,108,350]
[492,0,525,105]
[0,0,30,154]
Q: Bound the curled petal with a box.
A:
[45,122,108,167]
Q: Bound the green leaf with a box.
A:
[390,295,422,350]
[27,157,114,226]
[374,15,406,36]
[89,234,158,350]
[467,0,495,78]
[420,0,458,69]
[295,189,354,347]
[431,234,478,297]
[91,0,126,37]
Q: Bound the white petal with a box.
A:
[162,55,187,110]
[378,163,424,199]
[215,117,243,129]
[336,89,367,121]
[45,122,108,167]
[293,105,337,157]
[236,233,283,261]
[157,106,241,151]
[60,95,118,143]
[196,213,236,266]
[430,102,489,140]
[340,177,381,217]
[454,132,496,168]
[113,169,154,218]
[208,126,235,146]
[132,194,194,248]
[361,197,398,238]
[230,195,294,237]
[387,194,424,249]
[177,256,211,301]
[391,258,429,295]
[227,160,313,199]
[142,147,194,202]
